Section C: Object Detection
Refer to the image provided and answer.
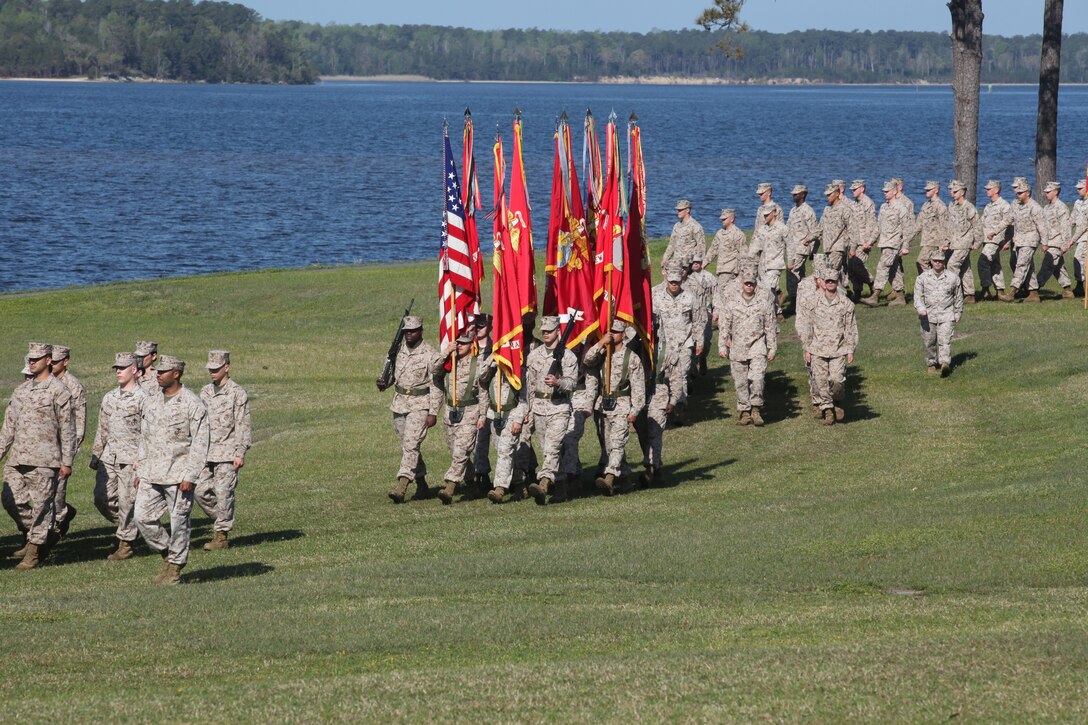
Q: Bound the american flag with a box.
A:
[439,131,477,350]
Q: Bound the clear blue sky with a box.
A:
[244,0,1086,36]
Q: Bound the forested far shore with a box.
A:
[2,0,1088,85]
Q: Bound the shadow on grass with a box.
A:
[184,562,274,584]
[844,365,878,423]
[762,369,800,424]
[684,361,731,427]
[951,350,978,371]
[652,456,736,490]
[213,529,305,549]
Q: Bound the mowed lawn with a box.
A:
[1,250,1087,722]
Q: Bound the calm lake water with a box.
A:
[2,80,1087,292]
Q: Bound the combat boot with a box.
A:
[14,543,41,570]
[528,477,550,506]
[997,288,1016,302]
[887,291,906,306]
[964,294,976,305]
[411,477,431,500]
[11,538,28,559]
[388,476,410,504]
[108,540,135,560]
[736,410,751,426]
[1025,290,1041,303]
[203,531,229,550]
[749,407,764,427]
[812,405,823,420]
[822,408,835,426]
[860,290,881,307]
[834,406,845,422]
[597,473,616,496]
[487,487,507,504]
[437,480,457,505]
[157,562,184,585]
[1062,286,1075,299]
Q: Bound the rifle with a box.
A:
[547,311,579,379]
[377,298,415,388]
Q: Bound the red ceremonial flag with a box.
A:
[508,112,537,315]
[624,118,654,369]
[462,110,484,308]
[592,113,630,338]
[583,109,604,251]
[544,115,597,347]
[491,133,524,389]
[438,126,476,352]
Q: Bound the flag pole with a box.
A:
[443,119,459,408]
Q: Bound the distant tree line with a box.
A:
[0,0,316,83]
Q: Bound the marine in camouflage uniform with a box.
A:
[89,352,149,561]
[482,356,524,505]
[652,267,697,393]
[435,332,489,504]
[862,181,912,307]
[685,252,716,375]
[640,315,683,486]
[946,179,980,303]
[585,320,646,495]
[376,315,443,503]
[978,179,1013,299]
[195,351,252,547]
[50,344,85,536]
[847,180,878,299]
[135,340,161,398]
[1072,179,1088,296]
[819,183,852,277]
[1037,181,1075,299]
[750,204,788,317]
[894,177,919,242]
[661,199,706,271]
[135,355,210,585]
[915,181,949,273]
[560,342,598,499]
[786,184,820,307]
[796,255,846,417]
[719,264,777,427]
[470,313,494,492]
[0,342,75,569]
[513,316,577,505]
[753,182,784,233]
[999,177,1045,302]
[798,273,858,426]
[704,208,746,317]
[914,250,964,376]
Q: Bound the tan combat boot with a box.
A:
[157,562,184,585]
[812,405,823,419]
[823,408,835,426]
[11,538,28,559]
[437,480,457,505]
[749,407,764,427]
[1062,286,1075,299]
[152,555,172,584]
[108,540,135,560]
[888,291,906,306]
[528,477,550,506]
[860,290,881,307]
[1025,290,1040,303]
[927,365,938,374]
[997,288,1016,302]
[834,406,845,422]
[964,294,976,305]
[411,477,431,500]
[736,410,751,426]
[487,487,507,504]
[15,543,41,570]
[388,476,410,504]
[203,531,229,550]
[597,473,616,496]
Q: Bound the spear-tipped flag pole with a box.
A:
[462,109,484,311]
[592,112,629,394]
[439,121,476,396]
[583,108,604,252]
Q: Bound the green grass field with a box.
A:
[1,250,1087,722]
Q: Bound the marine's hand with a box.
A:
[544,373,559,388]
[180,480,194,494]
[59,465,71,479]
[626,414,637,425]
[476,418,485,431]
[847,353,854,364]
[425,414,437,428]
[376,378,390,391]
[918,309,927,317]
[804,351,812,364]
[511,422,522,436]
[89,456,99,471]
[767,353,775,362]
[233,456,245,470]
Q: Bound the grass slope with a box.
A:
[1,252,1087,722]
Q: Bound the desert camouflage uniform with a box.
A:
[91,384,149,543]
[472,334,494,478]
[786,202,820,300]
[135,385,209,565]
[512,343,577,485]
[705,224,747,312]
[848,192,878,293]
[684,268,716,366]
[437,352,488,486]
[1010,196,1045,292]
[195,378,252,534]
[914,267,964,368]
[1038,198,1073,290]
[896,193,918,239]
[52,369,85,534]
[795,272,848,407]
[872,201,912,294]
[481,359,521,492]
[652,282,696,382]
[0,376,75,545]
[819,201,852,274]
[561,352,599,480]
[750,219,788,312]
[754,201,784,232]
[979,195,1013,292]
[584,341,645,478]
[643,325,683,471]
[947,199,980,298]
[916,196,949,272]
[387,339,443,480]
[138,370,161,398]
[719,287,777,412]
[662,216,706,270]
[798,292,858,412]
[1071,197,1088,285]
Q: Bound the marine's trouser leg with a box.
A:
[978,243,1005,290]
[53,472,71,532]
[534,409,571,483]
[195,461,238,533]
[109,462,139,542]
[730,357,752,411]
[1037,248,1071,289]
[872,248,901,292]
[602,402,632,477]
[134,482,192,566]
[644,390,668,468]
[473,422,492,475]
[936,319,955,366]
[920,316,938,367]
[847,249,873,291]
[561,409,588,477]
[490,417,517,490]
[2,465,58,545]
[947,249,974,297]
[393,410,430,480]
[442,417,478,485]
[94,462,119,524]
[1009,247,1038,291]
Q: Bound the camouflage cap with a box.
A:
[473,312,492,328]
[1044,180,1061,193]
[540,315,560,332]
[610,319,628,333]
[823,267,841,281]
[755,182,772,194]
[114,352,138,368]
[719,208,735,220]
[50,344,71,361]
[455,329,475,344]
[892,177,904,188]
[811,259,826,280]
[740,268,758,284]
[831,179,847,190]
[691,249,704,263]
[948,179,967,193]
[402,315,423,330]
[665,267,683,283]
[21,357,31,376]
[984,179,1002,191]
[134,340,158,356]
[1076,178,1086,191]
[205,350,230,369]
[1012,177,1031,193]
[924,180,940,192]
[760,203,777,217]
[791,184,808,195]
[823,183,837,196]
[850,179,866,191]
[155,355,185,372]
[931,248,947,261]
[27,342,52,359]
[674,199,691,211]
[882,180,897,193]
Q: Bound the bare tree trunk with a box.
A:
[948,0,984,204]
[1034,0,1063,201]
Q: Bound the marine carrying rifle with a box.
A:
[377,298,415,388]
[547,311,580,379]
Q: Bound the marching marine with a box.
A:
[999,177,1045,303]
[135,340,161,397]
[750,203,788,318]
[914,250,963,376]
[798,272,858,425]
[436,331,488,505]
[1037,180,1075,299]
[685,252,716,375]
[786,184,820,308]
[719,262,777,427]
[754,182,784,232]
[661,199,706,271]
[847,180,878,300]
[704,208,746,316]
[641,315,683,486]
[50,344,85,536]
[585,320,646,495]
[862,181,911,307]
[946,179,980,304]
[915,181,949,273]
[979,179,1013,300]
[1073,179,1088,296]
